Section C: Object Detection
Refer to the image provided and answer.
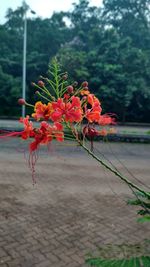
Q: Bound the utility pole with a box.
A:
[22,1,36,117]
[22,4,27,117]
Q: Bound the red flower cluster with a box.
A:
[32,101,53,121]
[32,97,82,123]
[85,94,102,123]
[0,74,116,183]
[51,96,82,123]
[17,79,116,153]
[20,116,64,152]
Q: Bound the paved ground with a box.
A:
[0,139,150,267]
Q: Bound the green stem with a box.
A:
[34,84,52,99]
[79,141,150,198]
[25,103,34,108]
[36,92,51,102]
[60,81,66,97]
[43,86,55,100]
[54,62,59,98]
[66,123,150,198]
[46,79,57,97]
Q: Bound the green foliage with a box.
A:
[127,191,150,223]
[0,66,21,116]
[86,256,150,267]
[0,0,150,121]
[58,46,89,81]
[137,216,150,223]
[58,0,150,122]
[85,242,150,266]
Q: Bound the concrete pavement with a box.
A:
[0,140,150,266]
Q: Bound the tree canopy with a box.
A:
[0,0,150,122]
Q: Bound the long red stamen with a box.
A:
[0,131,22,138]
[28,151,39,185]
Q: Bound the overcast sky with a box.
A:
[0,0,103,23]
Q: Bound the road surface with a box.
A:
[0,139,150,266]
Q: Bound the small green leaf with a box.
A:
[137,216,150,223]
[137,209,149,215]
[141,256,150,266]
[127,199,141,206]
[85,256,150,267]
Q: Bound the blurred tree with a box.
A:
[58,0,150,122]
[0,66,21,116]
[0,0,149,122]
[101,0,150,121]
[0,6,70,115]
[102,0,150,49]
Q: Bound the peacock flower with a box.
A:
[20,116,34,140]
[52,122,64,142]
[30,121,64,152]
[98,114,116,126]
[84,94,102,123]
[80,89,90,96]
[85,105,102,123]
[51,96,82,123]
[32,101,53,121]
[87,94,101,107]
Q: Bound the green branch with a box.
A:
[80,141,150,198]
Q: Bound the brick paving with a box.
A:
[0,140,150,266]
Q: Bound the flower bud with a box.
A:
[67,86,74,94]
[35,91,40,95]
[88,127,99,138]
[31,82,36,86]
[38,80,45,87]
[73,81,78,87]
[82,81,88,88]
[83,126,99,138]
[62,73,68,80]
[18,98,26,105]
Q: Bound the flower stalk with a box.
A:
[80,141,150,198]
